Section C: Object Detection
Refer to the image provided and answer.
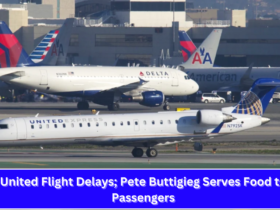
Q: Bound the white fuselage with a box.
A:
[0,66,198,98]
[0,111,262,147]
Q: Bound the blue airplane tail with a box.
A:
[0,21,34,67]
[231,78,280,116]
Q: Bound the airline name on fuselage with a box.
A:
[189,73,237,82]
[143,71,169,76]
[30,118,103,124]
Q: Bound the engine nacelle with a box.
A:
[196,110,235,126]
[133,91,164,107]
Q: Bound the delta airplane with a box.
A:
[178,30,280,93]
[0,78,276,157]
[0,66,198,110]
[0,19,74,99]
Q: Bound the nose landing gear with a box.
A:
[77,101,89,110]
[108,102,120,111]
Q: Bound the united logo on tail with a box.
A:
[232,91,263,116]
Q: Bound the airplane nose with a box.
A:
[192,80,199,93]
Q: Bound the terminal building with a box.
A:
[0,0,280,68]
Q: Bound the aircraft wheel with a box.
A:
[77,101,89,110]
[132,148,144,158]
[163,104,170,111]
[194,142,203,151]
[108,103,120,111]
[146,148,158,158]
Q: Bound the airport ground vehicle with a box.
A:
[197,93,226,104]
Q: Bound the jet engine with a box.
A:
[196,110,235,126]
[132,91,164,107]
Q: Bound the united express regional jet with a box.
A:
[0,78,276,157]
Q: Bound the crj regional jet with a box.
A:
[178,30,280,93]
[0,19,74,99]
[0,78,275,157]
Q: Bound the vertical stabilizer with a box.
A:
[40,18,74,66]
[29,30,59,64]
[231,78,280,116]
[0,21,34,68]
[178,31,196,62]
[180,29,222,69]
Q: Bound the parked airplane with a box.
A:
[179,29,222,69]
[178,30,280,94]
[0,78,275,157]
[0,67,199,110]
[0,19,73,67]
[0,19,74,99]
[179,31,197,62]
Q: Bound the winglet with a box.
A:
[139,77,148,85]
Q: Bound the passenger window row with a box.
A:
[30,119,186,129]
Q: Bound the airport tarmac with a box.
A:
[0,102,278,168]
[0,150,278,168]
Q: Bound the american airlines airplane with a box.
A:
[0,78,276,157]
[178,30,280,93]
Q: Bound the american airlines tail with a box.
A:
[180,29,222,69]
[178,31,196,62]
[29,30,60,64]
[0,18,74,68]
[39,18,74,66]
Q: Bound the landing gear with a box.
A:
[146,148,158,158]
[77,101,89,110]
[132,148,144,158]
[108,103,120,111]
[163,99,170,111]
[163,104,170,111]
[194,142,203,151]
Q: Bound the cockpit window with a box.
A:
[184,75,189,80]
[0,124,8,129]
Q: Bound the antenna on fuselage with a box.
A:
[35,113,39,117]
[96,111,100,115]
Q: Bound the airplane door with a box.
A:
[171,71,179,86]
[40,70,48,85]
[15,119,27,140]
[134,120,140,131]
[120,74,124,83]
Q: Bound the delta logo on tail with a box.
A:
[178,31,196,62]
[192,48,212,65]
[0,22,33,68]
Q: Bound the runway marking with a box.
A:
[12,162,47,166]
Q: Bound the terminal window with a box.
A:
[95,34,153,47]
[69,34,79,47]
[131,2,185,11]
[111,2,130,11]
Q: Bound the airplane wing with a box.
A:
[0,70,25,77]
[84,77,151,95]
[240,63,255,88]
[104,133,211,147]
